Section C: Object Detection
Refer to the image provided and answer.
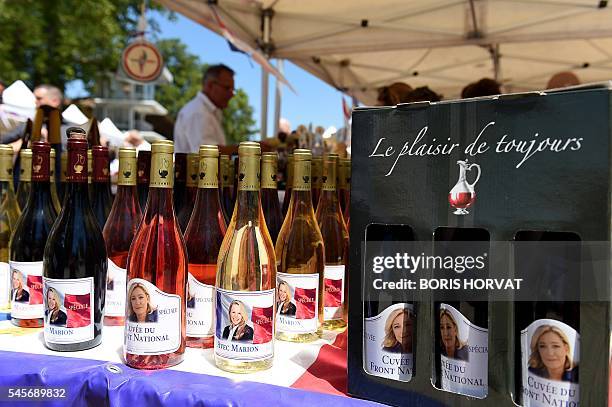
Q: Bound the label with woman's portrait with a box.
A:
[0,261,9,309]
[439,303,488,399]
[9,261,44,318]
[186,271,215,337]
[124,278,181,355]
[276,272,319,334]
[323,265,345,321]
[104,259,126,317]
[521,319,579,407]
[43,277,94,344]
[214,288,275,361]
[363,303,415,382]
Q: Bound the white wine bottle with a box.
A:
[215,141,276,373]
[275,149,324,342]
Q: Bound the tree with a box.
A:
[155,40,257,143]
[0,0,170,91]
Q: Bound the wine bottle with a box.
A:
[260,152,283,244]
[125,140,187,370]
[230,155,237,206]
[0,145,20,310]
[16,149,32,210]
[59,151,67,201]
[102,147,142,326]
[281,153,293,217]
[173,152,187,218]
[49,150,61,213]
[219,154,233,223]
[311,156,322,210]
[87,150,93,197]
[275,149,324,342]
[338,157,351,218]
[91,146,113,229]
[10,141,58,328]
[215,141,276,373]
[185,145,226,348]
[363,224,416,382]
[513,231,580,406]
[315,154,349,331]
[43,129,107,351]
[137,150,151,210]
[178,152,199,232]
[433,227,489,399]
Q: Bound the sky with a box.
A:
[68,10,345,139]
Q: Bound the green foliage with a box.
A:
[0,0,256,143]
[0,0,170,90]
[223,89,257,144]
[155,43,257,143]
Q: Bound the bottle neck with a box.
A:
[63,182,92,213]
[234,189,262,226]
[144,187,175,219]
[317,188,342,214]
[289,189,315,218]
[115,184,139,205]
[92,181,112,196]
[27,180,54,207]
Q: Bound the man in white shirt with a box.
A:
[174,64,235,153]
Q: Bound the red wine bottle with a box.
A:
[125,140,187,369]
[43,128,107,351]
[91,146,113,229]
[513,231,580,406]
[260,152,283,244]
[173,152,187,218]
[433,227,489,399]
[184,145,226,348]
[102,147,142,326]
[219,155,233,224]
[59,151,67,202]
[10,141,58,327]
[137,150,151,210]
[178,152,198,232]
[281,153,293,217]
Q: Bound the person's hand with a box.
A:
[124,130,144,147]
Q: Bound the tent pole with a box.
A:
[261,68,269,140]
[273,59,284,138]
[260,8,273,141]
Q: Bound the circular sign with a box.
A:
[121,41,164,82]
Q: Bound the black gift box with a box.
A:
[347,84,611,406]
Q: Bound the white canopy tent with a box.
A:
[157,0,612,134]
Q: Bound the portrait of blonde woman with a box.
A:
[439,308,469,361]
[45,287,67,326]
[127,283,158,323]
[222,300,254,342]
[382,308,413,354]
[11,270,29,303]
[528,324,578,383]
[276,280,296,316]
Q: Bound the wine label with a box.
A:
[42,277,94,344]
[363,303,415,382]
[261,159,277,189]
[276,272,319,334]
[19,151,32,182]
[293,160,312,191]
[323,265,345,321]
[439,303,488,399]
[321,158,337,191]
[0,262,10,309]
[104,259,127,317]
[149,152,174,189]
[9,261,44,319]
[187,271,215,337]
[124,278,181,355]
[0,147,13,182]
[186,153,199,187]
[214,288,275,361]
[237,155,260,191]
[118,154,137,186]
[520,319,579,407]
[198,156,218,189]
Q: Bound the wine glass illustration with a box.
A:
[448,159,481,215]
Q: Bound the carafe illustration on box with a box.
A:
[448,159,481,215]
